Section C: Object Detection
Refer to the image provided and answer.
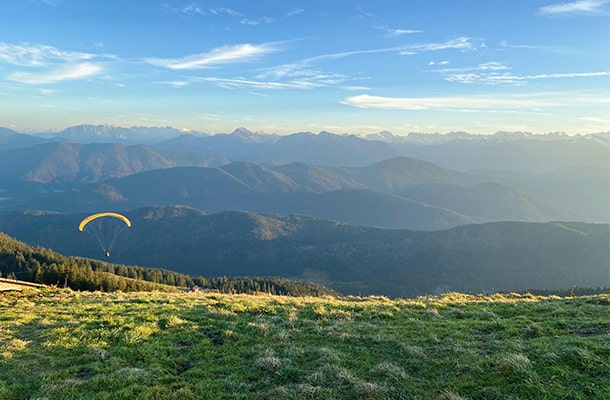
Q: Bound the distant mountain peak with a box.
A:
[227,127,279,143]
[360,130,397,141]
[231,127,254,136]
[34,124,189,144]
[492,131,533,139]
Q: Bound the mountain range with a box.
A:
[0,124,607,296]
[2,126,607,219]
[3,124,608,170]
[0,152,586,230]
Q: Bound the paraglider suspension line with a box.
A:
[106,224,128,253]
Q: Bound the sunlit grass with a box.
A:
[0,289,608,399]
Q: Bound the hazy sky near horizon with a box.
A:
[0,0,608,135]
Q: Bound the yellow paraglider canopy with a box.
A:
[78,212,131,231]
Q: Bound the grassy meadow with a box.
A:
[0,289,608,399]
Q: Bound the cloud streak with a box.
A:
[8,62,104,84]
[258,37,479,86]
[0,42,95,67]
[445,70,610,85]
[180,4,205,16]
[539,0,610,15]
[285,8,304,18]
[388,29,422,36]
[343,91,609,112]
[375,25,423,37]
[195,77,323,90]
[0,42,111,84]
[209,7,243,17]
[313,36,477,61]
[145,43,281,70]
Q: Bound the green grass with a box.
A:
[1,290,609,399]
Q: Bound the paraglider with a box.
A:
[78,212,131,259]
[78,212,131,231]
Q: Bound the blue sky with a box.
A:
[0,0,608,135]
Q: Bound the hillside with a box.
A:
[0,277,46,292]
[0,230,335,296]
[0,231,182,292]
[1,290,608,399]
[0,206,607,297]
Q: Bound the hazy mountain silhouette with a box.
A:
[0,126,606,224]
[9,156,581,229]
[0,130,51,150]
[0,142,227,186]
[397,182,578,222]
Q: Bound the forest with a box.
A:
[0,232,335,296]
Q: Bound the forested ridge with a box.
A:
[1,206,608,297]
[0,232,335,296]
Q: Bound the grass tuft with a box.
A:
[496,352,531,373]
[255,349,285,372]
[439,389,467,400]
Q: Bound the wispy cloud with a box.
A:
[195,77,323,90]
[181,4,205,16]
[539,0,610,15]
[0,42,95,67]
[342,85,372,91]
[145,43,281,70]
[159,3,205,17]
[0,42,110,84]
[165,5,274,25]
[255,63,347,85]
[580,116,610,123]
[209,7,243,17]
[446,69,610,85]
[8,62,104,84]
[375,25,423,37]
[208,6,274,25]
[433,61,510,74]
[159,80,190,88]
[297,37,478,65]
[39,0,61,6]
[499,40,575,55]
[389,29,423,36]
[186,67,347,90]
[432,61,609,85]
[240,16,274,26]
[286,8,304,18]
[500,40,543,49]
[252,37,478,92]
[342,91,607,111]
[399,36,475,54]
[343,36,473,57]
[343,94,533,111]
[157,65,347,91]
